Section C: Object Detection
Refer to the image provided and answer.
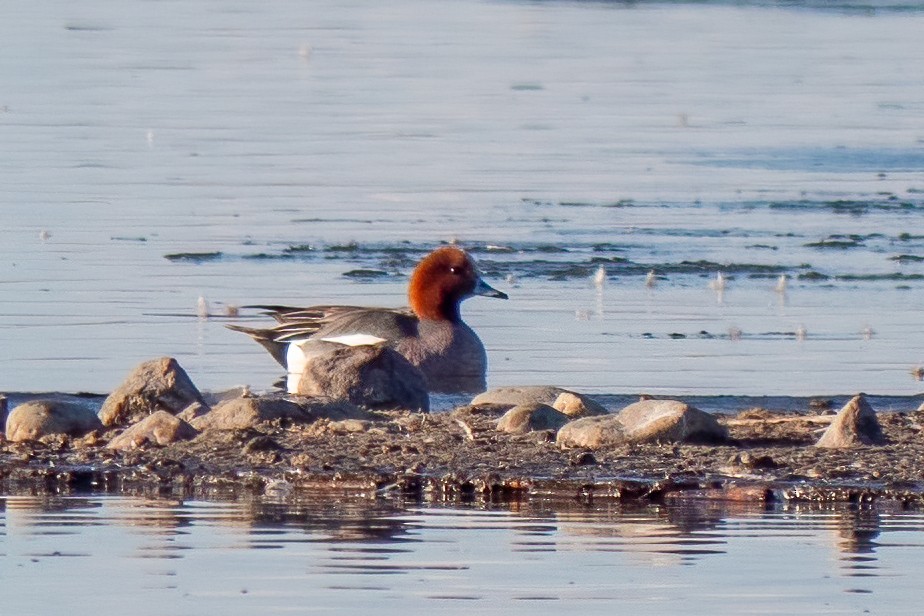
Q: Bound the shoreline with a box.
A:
[4,391,924,506]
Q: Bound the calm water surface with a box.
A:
[2,495,923,615]
[3,3,924,610]
[2,0,924,397]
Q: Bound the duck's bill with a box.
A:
[473,277,508,300]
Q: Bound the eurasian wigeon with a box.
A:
[228,246,508,393]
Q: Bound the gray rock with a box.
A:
[556,415,626,449]
[617,399,728,444]
[472,386,603,412]
[190,397,310,431]
[816,394,886,448]
[99,357,206,427]
[176,401,210,423]
[107,411,198,451]
[552,391,608,418]
[496,403,571,435]
[6,400,103,442]
[556,399,728,449]
[296,345,429,412]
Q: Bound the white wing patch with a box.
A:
[319,333,388,347]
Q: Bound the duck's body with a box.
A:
[228,247,507,393]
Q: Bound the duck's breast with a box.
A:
[397,320,487,393]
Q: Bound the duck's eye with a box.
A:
[449,266,460,275]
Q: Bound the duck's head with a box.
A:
[409,246,507,322]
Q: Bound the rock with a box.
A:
[617,399,728,444]
[472,386,605,415]
[816,394,886,448]
[6,400,103,442]
[571,451,597,466]
[296,345,429,411]
[299,397,376,422]
[472,386,569,407]
[556,399,727,449]
[552,391,608,417]
[190,397,309,431]
[731,452,779,470]
[556,415,626,449]
[496,403,570,435]
[243,435,282,454]
[107,411,198,451]
[99,357,206,427]
[188,395,372,431]
[176,401,210,423]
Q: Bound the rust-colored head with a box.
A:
[408,246,507,322]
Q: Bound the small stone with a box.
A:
[6,400,103,442]
[242,435,282,454]
[99,357,206,427]
[552,392,608,418]
[617,399,728,444]
[107,411,198,451]
[190,397,309,431]
[734,452,778,469]
[297,345,429,412]
[176,401,210,423]
[496,403,570,435]
[556,415,626,449]
[815,394,886,448]
[570,452,597,466]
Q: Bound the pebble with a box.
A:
[107,411,198,451]
[496,403,570,435]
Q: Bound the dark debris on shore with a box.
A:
[5,401,924,509]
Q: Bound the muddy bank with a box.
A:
[4,394,924,507]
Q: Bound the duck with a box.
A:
[228,246,508,394]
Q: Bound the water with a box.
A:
[4,1,924,606]
[2,494,923,615]
[2,0,924,398]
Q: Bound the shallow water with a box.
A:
[5,3,924,610]
[2,0,924,398]
[2,495,924,615]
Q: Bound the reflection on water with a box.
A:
[2,495,923,614]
